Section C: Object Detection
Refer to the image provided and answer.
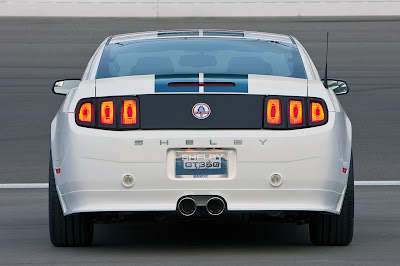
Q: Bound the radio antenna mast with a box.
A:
[323,32,329,88]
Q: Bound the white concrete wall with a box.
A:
[1,0,400,17]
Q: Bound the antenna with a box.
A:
[323,32,329,88]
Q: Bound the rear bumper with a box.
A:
[60,187,345,215]
[52,112,350,215]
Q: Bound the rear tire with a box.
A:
[49,153,94,247]
[309,155,354,246]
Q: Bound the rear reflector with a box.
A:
[78,102,93,123]
[122,100,137,125]
[266,99,282,125]
[311,102,325,123]
[289,100,303,125]
[100,101,114,124]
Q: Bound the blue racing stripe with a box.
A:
[204,74,248,93]
[155,74,199,93]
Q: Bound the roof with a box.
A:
[109,29,294,45]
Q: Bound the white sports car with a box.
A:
[49,30,353,247]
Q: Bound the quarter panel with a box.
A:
[307,80,335,112]
[66,80,96,113]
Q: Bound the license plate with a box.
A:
[175,150,228,178]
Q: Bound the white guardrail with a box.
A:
[1,0,400,17]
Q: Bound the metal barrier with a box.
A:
[1,0,400,17]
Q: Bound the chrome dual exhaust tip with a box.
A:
[206,197,225,216]
[178,196,226,216]
[178,197,197,216]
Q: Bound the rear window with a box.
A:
[97,38,306,79]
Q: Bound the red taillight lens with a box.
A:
[122,100,137,125]
[100,101,114,124]
[264,96,327,130]
[75,97,139,129]
[266,99,282,125]
[78,102,93,123]
[311,102,325,123]
[289,100,303,125]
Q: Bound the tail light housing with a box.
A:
[266,99,282,125]
[288,98,306,128]
[75,96,140,130]
[121,100,137,125]
[264,97,286,129]
[310,102,324,122]
[308,98,328,126]
[100,101,115,127]
[78,102,93,123]
[76,100,95,127]
[264,96,327,129]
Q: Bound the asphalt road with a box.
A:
[0,186,398,264]
[0,17,399,183]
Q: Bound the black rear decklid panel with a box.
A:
[139,94,264,129]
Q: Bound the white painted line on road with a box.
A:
[0,183,49,189]
[355,181,400,186]
[0,181,400,188]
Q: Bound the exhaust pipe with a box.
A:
[178,197,197,216]
[206,197,225,216]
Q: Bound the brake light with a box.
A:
[75,97,139,130]
[266,99,281,124]
[122,100,137,125]
[100,101,114,124]
[311,102,325,123]
[264,96,327,129]
[289,100,303,125]
[78,102,93,123]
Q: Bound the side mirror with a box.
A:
[52,79,81,95]
[323,79,349,95]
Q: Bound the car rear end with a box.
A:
[53,83,348,215]
[50,30,353,247]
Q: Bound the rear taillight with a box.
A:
[289,100,303,125]
[75,97,139,130]
[100,101,114,125]
[78,102,93,123]
[76,100,96,128]
[264,96,328,129]
[310,102,325,123]
[308,98,328,127]
[266,99,281,125]
[122,100,137,125]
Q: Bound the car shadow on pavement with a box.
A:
[93,222,311,248]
